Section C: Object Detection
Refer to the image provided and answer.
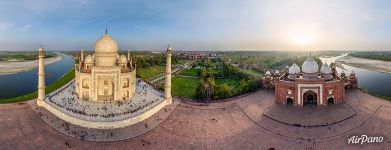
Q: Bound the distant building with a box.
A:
[176,51,218,60]
[263,55,358,107]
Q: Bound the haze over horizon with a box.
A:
[0,0,391,51]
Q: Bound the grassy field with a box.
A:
[241,69,264,78]
[172,76,201,99]
[179,68,199,77]
[137,65,165,80]
[175,59,188,66]
[0,69,75,104]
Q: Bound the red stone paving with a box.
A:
[263,103,355,127]
[0,89,390,149]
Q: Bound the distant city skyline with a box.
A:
[0,0,391,51]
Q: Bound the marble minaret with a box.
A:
[37,46,46,106]
[165,45,172,105]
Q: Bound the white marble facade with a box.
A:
[75,31,136,102]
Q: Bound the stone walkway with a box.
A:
[0,89,390,149]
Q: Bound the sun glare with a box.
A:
[292,34,313,45]
[288,27,316,46]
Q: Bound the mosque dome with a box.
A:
[302,57,319,74]
[289,63,301,74]
[95,33,118,53]
[265,71,271,76]
[320,64,332,74]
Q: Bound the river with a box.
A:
[319,54,391,97]
[0,53,75,99]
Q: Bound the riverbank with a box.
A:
[0,55,63,75]
[336,55,391,74]
[0,69,75,103]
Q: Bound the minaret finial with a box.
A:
[310,51,312,57]
[105,28,108,34]
[167,44,172,51]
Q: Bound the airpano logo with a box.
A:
[347,135,383,144]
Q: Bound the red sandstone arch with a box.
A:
[303,90,317,105]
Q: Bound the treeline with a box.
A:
[0,52,57,61]
[228,54,322,72]
[350,52,391,61]
[135,54,179,68]
[196,58,259,102]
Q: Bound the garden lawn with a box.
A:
[137,65,165,80]
[175,59,188,65]
[179,68,199,77]
[172,76,201,99]
[242,69,264,78]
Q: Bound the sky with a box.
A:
[0,0,391,51]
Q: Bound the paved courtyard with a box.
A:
[0,89,390,149]
[264,103,356,127]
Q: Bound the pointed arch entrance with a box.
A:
[98,79,114,101]
[303,90,317,105]
[286,97,294,106]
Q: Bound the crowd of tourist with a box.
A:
[45,79,165,120]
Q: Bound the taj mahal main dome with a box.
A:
[95,32,119,53]
[94,31,120,67]
[75,31,136,101]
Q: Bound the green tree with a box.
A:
[195,81,207,100]
[214,84,233,99]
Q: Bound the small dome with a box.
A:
[275,70,280,75]
[95,33,118,53]
[302,56,319,74]
[119,55,127,63]
[85,54,93,63]
[265,71,271,76]
[289,63,301,74]
[320,64,332,74]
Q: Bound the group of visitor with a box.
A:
[44,80,164,119]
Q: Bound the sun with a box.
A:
[292,34,313,45]
[287,27,317,46]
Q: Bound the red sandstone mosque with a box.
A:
[263,55,358,107]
